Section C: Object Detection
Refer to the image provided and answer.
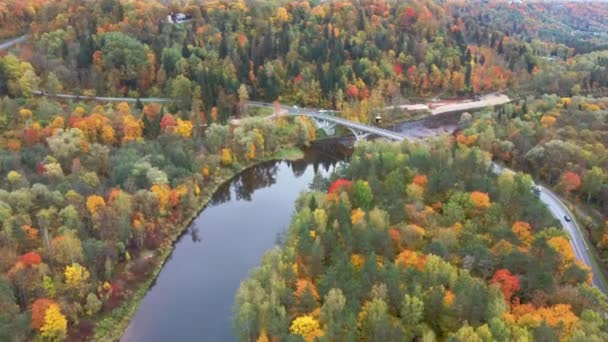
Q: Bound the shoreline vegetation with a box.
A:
[233,139,608,341]
[93,147,304,341]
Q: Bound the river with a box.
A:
[121,147,347,342]
[121,112,462,341]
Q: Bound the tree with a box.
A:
[160,113,177,133]
[540,115,557,128]
[401,294,424,338]
[276,7,289,23]
[512,221,533,247]
[18,69,40,97]
[358,299,393,342]
[204,124,229,154]
[19,251,42,267]
[98,32,149,86]
[238,83,249,116]
[321,288,347,338]
[51,233,84,265]
[85,293,102,316]
[161,48,181,77]
[31,298,57,330]
[175,118,193,138]
[47,128,84,159]
[328,179,352,195]
[40,304,67,340]
[582,167,604,203]
[470,191,491,209]
[64,262,90,290]
[352,180,373,210]
[490,269,520,302]
[221,148,233,166]
[86,195,105,215]
[289,315,320,340]
[122,114,143,143]
[171,75,193,112]
[561,171,581,193]
[0,278,28,340]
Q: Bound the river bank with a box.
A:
[91,147,305,341]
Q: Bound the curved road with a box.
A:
[491,165,607,293]
[27,92,607,292]
[272,101,608,293]
[0,35,27,50]
[539,186,607,291]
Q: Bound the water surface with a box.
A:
[122,151,342,342]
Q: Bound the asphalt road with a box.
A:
[492,164,607,293]
[31,91,172,103]
[29,93,607,293]
[0,35,27,50]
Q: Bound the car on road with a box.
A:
[531,186,541,196]
[564,215,572,222]
[293,105,298,109]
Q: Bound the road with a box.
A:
[380,93,512,115]
[538,186,607,290]
[430,93,511,115]
[24,91,608,293]
[31,91,172,103]
[0,35,27,50]
[491,164,607,293]
[248,101,407,140]
[251,100,608,294]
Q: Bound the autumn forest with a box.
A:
[1,0,608,341]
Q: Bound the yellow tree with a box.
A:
[276,7,289,23]
[122,114,143,143]
[151,184,171,215]
[540,115,556,128]
[40,304,67,340]
[289,315,321,341]
[221,148,233,166]
[511,221,533,247]
[19,108,33,122]
[86,195,105,215]
[548,236,575,269]
[64,263,90,289]
[175,118,193,138]
[351,208,365,225]
[101,125,115,145]
[470,191,491,209]
[116,102,132,116]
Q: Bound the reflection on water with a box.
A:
[122,144,347,342]
[210,146,347,206]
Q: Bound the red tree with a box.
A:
[491,269,520,302]
[394,63,403,75]
[346,84,359,99]
[160,114,176,133]
[30,298,56,329]
[19,251,42,267]
[561,171,581,192]
[328,179,352,195]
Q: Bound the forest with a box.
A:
[2,0,608,340]
[460,96,608,288]
[234,139,607,341]
[0,95,317,340]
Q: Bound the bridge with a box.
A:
[247,101,407,141]
[16,92,608,292]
